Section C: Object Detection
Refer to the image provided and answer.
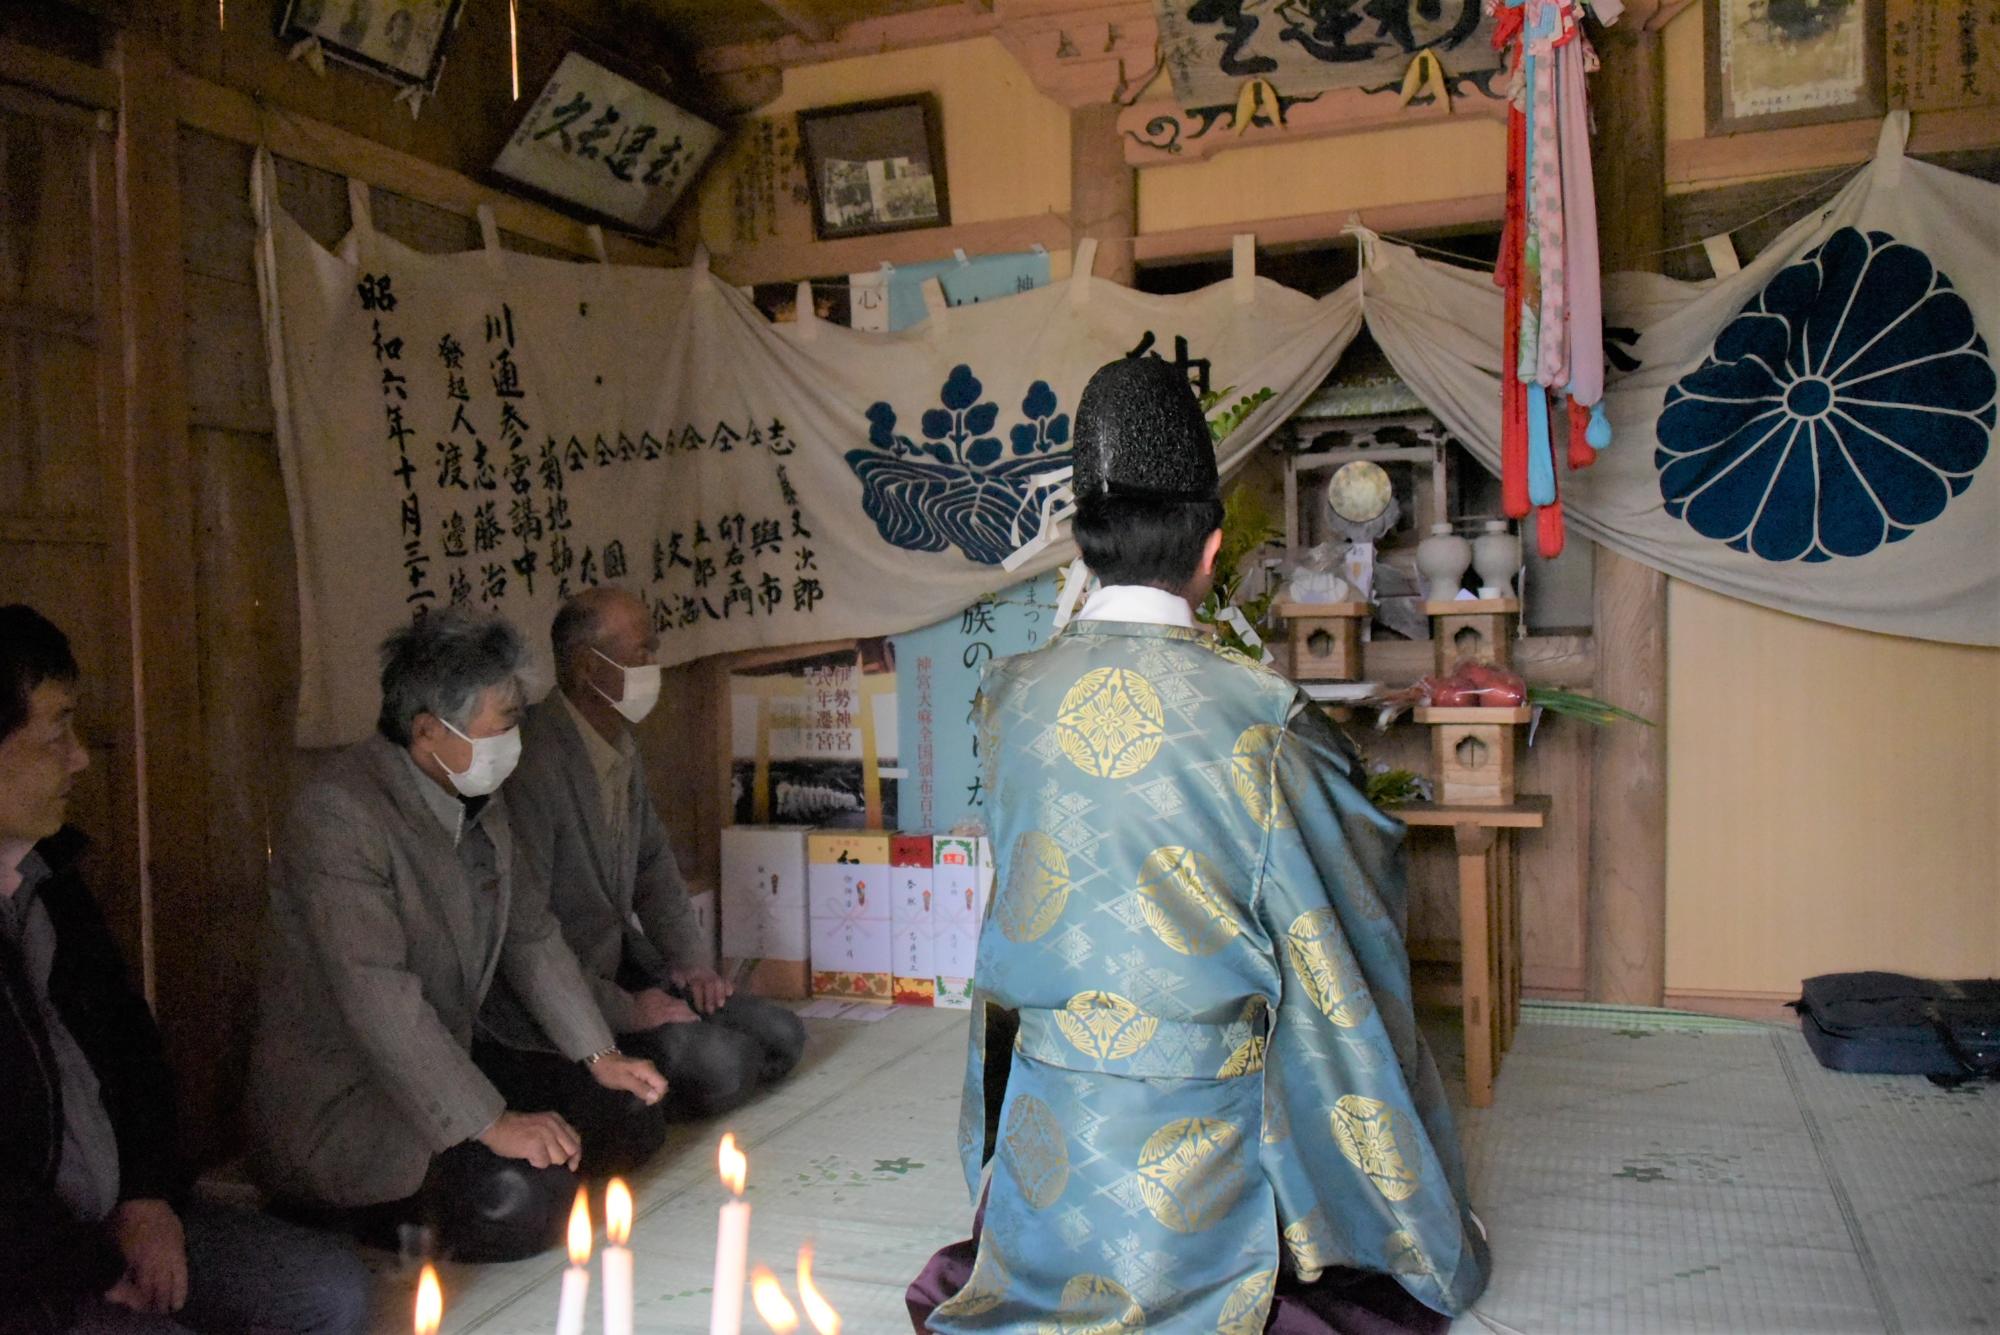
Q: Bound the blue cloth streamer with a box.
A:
[1587,399,1613,449]
[1527,385,1556,506]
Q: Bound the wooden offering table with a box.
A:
[1396,795,1549,1108]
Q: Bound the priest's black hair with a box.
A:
[0,605,77,746]
[1072,492,1225,593]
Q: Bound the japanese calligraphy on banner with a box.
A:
[889,571,1060,833]
[494,52,723,231]
[1153,0,1502,108]
[253,154,1362,745]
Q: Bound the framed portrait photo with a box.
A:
[1706,0,1886,134]
[798,94,950,242]
[276,0,463,92]
[492,52,724,233]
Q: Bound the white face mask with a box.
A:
[590,646,662,725]
[433,717,523,797]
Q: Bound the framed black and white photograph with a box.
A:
[493,51,723,233]
[798,94,950,242]
[276,0,463,92]
[1706,0,1886,134]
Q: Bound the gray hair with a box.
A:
[550,586,639,685]
[376,608,526,746]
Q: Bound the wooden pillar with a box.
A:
[1586,22,1670,1007]
[114,31,217,1145]
[1069,101,1136,285]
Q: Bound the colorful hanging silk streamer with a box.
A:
[1489,0,1617,556]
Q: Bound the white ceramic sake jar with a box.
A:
[1473,519,1522,599]
[1416,523,1473,603]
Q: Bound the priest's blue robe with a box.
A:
[928,619,1488,1333]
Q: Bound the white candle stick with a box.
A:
[557,1187,591,1335]
[710,1134,751,1335]
[603,1178,635,1335]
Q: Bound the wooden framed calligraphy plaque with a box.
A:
[493,51,723,233]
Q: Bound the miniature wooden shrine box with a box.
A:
[1424,597,1520,677]
[1414,706,1530,805]
[1275,601,1371,681]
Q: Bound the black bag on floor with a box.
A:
[1791,972,2000,1087]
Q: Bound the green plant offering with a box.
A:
[1364,767,1426,807]
[1201,385,1277,444]
[1528,686,1656,728]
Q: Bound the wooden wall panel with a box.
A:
[0,95,143,966]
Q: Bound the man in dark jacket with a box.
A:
[0,605,369,1335]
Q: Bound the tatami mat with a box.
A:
[353,1001,1996,1335]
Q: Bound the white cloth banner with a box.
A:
[1367,113,1998,647]
[254,155,1361,745]
[258,116,1997,746]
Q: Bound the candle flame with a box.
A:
[414,1264,443,1335]
[605,1178,633,1247]
[719,1132,747,1196]
[797,1245,841,1334]
[750,1265,798,1333]
[568,1186,593,1265]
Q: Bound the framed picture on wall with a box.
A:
[492,52,724,233]
[1706,0,1886,134]
[797,94,950,242]
[275,0,464,93]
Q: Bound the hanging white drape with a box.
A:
[1363,114,1997,648]
[256,118,1996,743]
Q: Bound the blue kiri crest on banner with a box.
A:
[1655,227,1995,563]
[848,364,1072,566]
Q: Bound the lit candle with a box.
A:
[415,1264,443,1335]
[709,1134,751,1335]
[603,1179,634,1335]
[748,1266,797,1333]
[797,1245,841,1335]
[557,1187,591,1335]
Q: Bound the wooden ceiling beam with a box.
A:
[697,5,1000,75]
[751,0,835,45]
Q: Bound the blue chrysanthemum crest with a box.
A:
[1655,227,1994,563]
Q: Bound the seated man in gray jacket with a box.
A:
[481,588,805,1120]
[247,610,666,1264]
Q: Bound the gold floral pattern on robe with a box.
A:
[1001,1093,1071,1209]
[1386,1230,1432,1278]
[1216,1035,1265,1079]
[1285,907,1376,1028]
[1041,1274,1145,1334]
[1136,1117,1245,1233]
[1228,724,1295,830]
[1216,1269,1277,1335]
[1054,991,1158,1061]
[1135,846,1243,956]
[995,830,1072,942]
[1331,1094,1422,1202]
[1281,1207,1337,1274]
[1055,669,1166,779]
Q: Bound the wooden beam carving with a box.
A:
[1118,83,1507,166]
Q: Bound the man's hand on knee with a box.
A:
[631,986,700,1027]
[477,1110,583,1170]
[587,1051,669,1106]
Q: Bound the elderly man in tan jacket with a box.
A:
[247,610,665,1263]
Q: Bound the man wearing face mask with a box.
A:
[480,588,805,1121]
[246,610,667,1263]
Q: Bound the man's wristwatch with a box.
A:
[584,1046,622,1066]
